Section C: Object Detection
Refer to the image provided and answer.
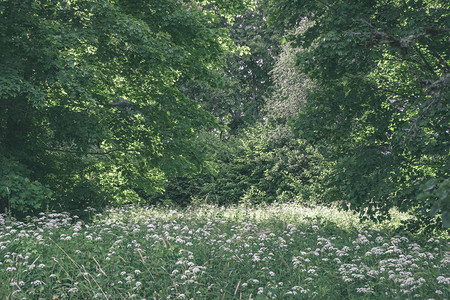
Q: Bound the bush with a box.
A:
[0,155,52,217]
[153,123,328,206]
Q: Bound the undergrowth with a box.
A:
[0,203,448,299]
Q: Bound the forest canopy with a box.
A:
[270,0,449,227]
[0,0,245,214]
[1,0,448,228]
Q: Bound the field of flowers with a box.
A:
[0,203,448,299]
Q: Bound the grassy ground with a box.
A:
[0,203,448,299]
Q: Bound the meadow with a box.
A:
[0,203,448,299]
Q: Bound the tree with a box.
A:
[156,25,327,207]
[0,0,244,216]
[265,23,314,124]
[270,0,449,226]
[178,0,282,132]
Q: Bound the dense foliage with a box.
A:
[155,124,326,207]
[270,0,449,227]
[157,28,327,208]
[1,0,448,230]
[0,0,245,216]
[178,0,282,132]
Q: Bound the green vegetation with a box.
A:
[1,3,449,299]
[0,0,250,216]
[2,0,448,228]
[270,0,449,227]
[1,204,448,299]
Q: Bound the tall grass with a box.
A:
[1,203,448,299]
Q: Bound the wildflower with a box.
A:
[356,287,373,293]
[400,277,414,287]
[31,280,44,286]
[343,276,353,282]
[436,276,449,284]
[375,236,384,243]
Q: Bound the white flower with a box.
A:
[436,276,449,284]
[343,276,353,282]
[31,280,43,285]
[356,287,373,293]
